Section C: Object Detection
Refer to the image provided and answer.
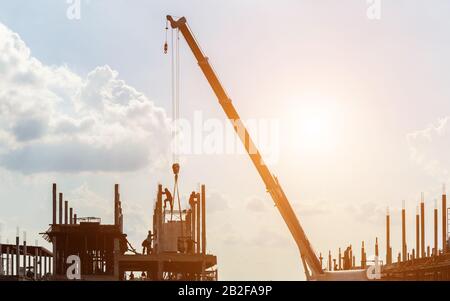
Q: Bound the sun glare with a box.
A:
[289,95,339,152]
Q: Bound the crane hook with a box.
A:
[164,23,169,54]
[172,163,180,180]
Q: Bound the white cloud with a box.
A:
[0,22,171,173]
[245,196,269,212]
[407,117,450,181]
[344,201,386,225]
[249,227,290,247]
[65,183,150,250]
[292,199,331,217]
[207,191,231,213]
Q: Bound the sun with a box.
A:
[300,113,329,146]
[288,95,339,153]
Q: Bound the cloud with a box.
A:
[12,116,48,142]
[0,22,171,173]
[292,199,331,217]
[407,117,450,181]
[1,139,151,173]
[245,196,269,212]
[67,183,112,218]
[207,191,231,213]
[249,227,291,247]
[65,184,149,249]
[345,201,386,225]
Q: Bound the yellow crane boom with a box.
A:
[166,15,323,279]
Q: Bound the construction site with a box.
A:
[0,166,217,281]
[320,188,450,280]
[0,13,450,282]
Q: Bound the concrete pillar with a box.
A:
[15,229,19,276]
[191,203,197,247]
[375,237,380,257]
[443,187,447,254]
[191,194,196,248]
[59,193,63,224]
[416,206,420,258]
[23,232,27,277]
[328,251,332,271]
[64,201,68,225]
[361,241,366,269]
[435,201,438,256]
[52,183,57,225]
[349,246,353,268]
[196,193,201,254]
[201,184,206,256]
[421,196,425,258]
[402,203,407,262]
[386,207,391,264]
[52,237,57,275]
[39,250,42,278]
[338,248,342,270]
[34,247,37,280]
[155,184,163,255]
[114,184,119,226]
[6,246,10,276]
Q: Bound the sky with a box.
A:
[1,0,450,280]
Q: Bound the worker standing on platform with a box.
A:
[141,230,154,255]
[163,188,174,213]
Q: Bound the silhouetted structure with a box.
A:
[41,181,217,281]
[325,187,450,280]
[0,242,52,280]
[43,184,127,280]
[118,183,217,280]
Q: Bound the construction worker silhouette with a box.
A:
[141,230,154,255]
[163,188,174,213]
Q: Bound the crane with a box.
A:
[166,15,368,281]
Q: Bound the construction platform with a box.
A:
[118,253,217,280]
[36,178,218,281]
[382,254,450,280]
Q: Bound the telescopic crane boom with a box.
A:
[166,15,324,279]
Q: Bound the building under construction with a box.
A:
[322,186,450,280]
[119,181,217,281]
[0,167,217,281]
[2,14,450,282]
[0,240,52,281]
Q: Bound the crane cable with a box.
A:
[164,25,184,230]
[164,21,180,164]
